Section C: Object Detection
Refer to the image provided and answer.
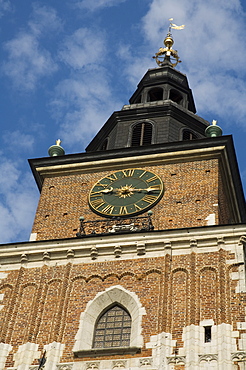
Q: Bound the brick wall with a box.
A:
[31,158,227,241]
[0,247,245,367]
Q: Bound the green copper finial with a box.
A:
[48,139,65,157]
[205,120,223,138]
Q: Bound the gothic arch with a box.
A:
[73,285,146,354]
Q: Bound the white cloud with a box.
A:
[0,157,38,243]
[3,130,35,152]
[2,4,61,91]
[59,28,106,69]
[51,66,121,148]
[28,3,63,37]
[118,0,246,128]
[50,27,122,148]
[75,0,127,11]
[0,0,11,17]
[3,33,57,90]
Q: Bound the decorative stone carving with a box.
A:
[57,364,73,370]
[199,354,218,363]
[239,235,246,245]
[90,246,98,260]
[43,251,50,261]
[114,244,121,258]
[137,242,146,255]
[85,362,99,370]
[167,356,186,364]
[20,253,28,264]
[112,360,127,368]
[232,352,246,361]
[190,238,197,248]
[67,249,75,259]
[217,237,225,247]
[139,358,152,366]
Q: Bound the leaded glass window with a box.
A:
[93,305,131,349]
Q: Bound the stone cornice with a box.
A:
[0,224,245,269]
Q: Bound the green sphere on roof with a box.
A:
[48,139,65,157]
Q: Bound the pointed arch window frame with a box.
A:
[73,285,146,357]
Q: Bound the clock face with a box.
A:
[88,169,164,218]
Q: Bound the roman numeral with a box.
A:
[122,169,135,177]
[97,182,108,188]
[148,185,161,191]
[134,204,142,211]
[142,194,158,204]
[90,191,102,197]
[119,206,128,215]
[139,170,147,178]
[102,204,115,214]
[146,175,158,183]
[90,198,105,209]
[105,173,118,181]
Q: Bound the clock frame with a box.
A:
[88,168,164,218]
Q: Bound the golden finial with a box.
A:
[153,18,185,68]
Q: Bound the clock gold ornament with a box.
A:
[88,169,164,217]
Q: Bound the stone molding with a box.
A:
[73,285,146,356]
[0,226,245,268]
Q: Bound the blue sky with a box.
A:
[0,0,246,243]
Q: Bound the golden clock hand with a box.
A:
[100,186,113,193]
[91,187,113,196]
[124,186,160,192]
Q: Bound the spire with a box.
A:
[152,18,184,68]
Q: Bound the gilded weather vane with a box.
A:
[153,18,185,68]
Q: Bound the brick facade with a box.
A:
[0,227,245,368]
[31,158,230,241]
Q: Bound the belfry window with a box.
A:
[93,304,131,349]
[182,129,198,141]
[131,122,152,147]
[169,89,183,104]
[147,87,163,102]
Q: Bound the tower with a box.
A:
[0,29,246,370]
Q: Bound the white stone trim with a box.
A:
[0,343,12,370]
[13,342,39,369]
[43,342,65,370]
[73,285,146,353]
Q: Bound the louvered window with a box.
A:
[182,130,198,141]
[131,122,152,147]
[93,305,131,349]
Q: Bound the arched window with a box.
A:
[169,89,183,104]
[182,129,198,141]
[73,285,145,357]
[147,87,163,102]
[93,304,131,349]
[131,122,152,147]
